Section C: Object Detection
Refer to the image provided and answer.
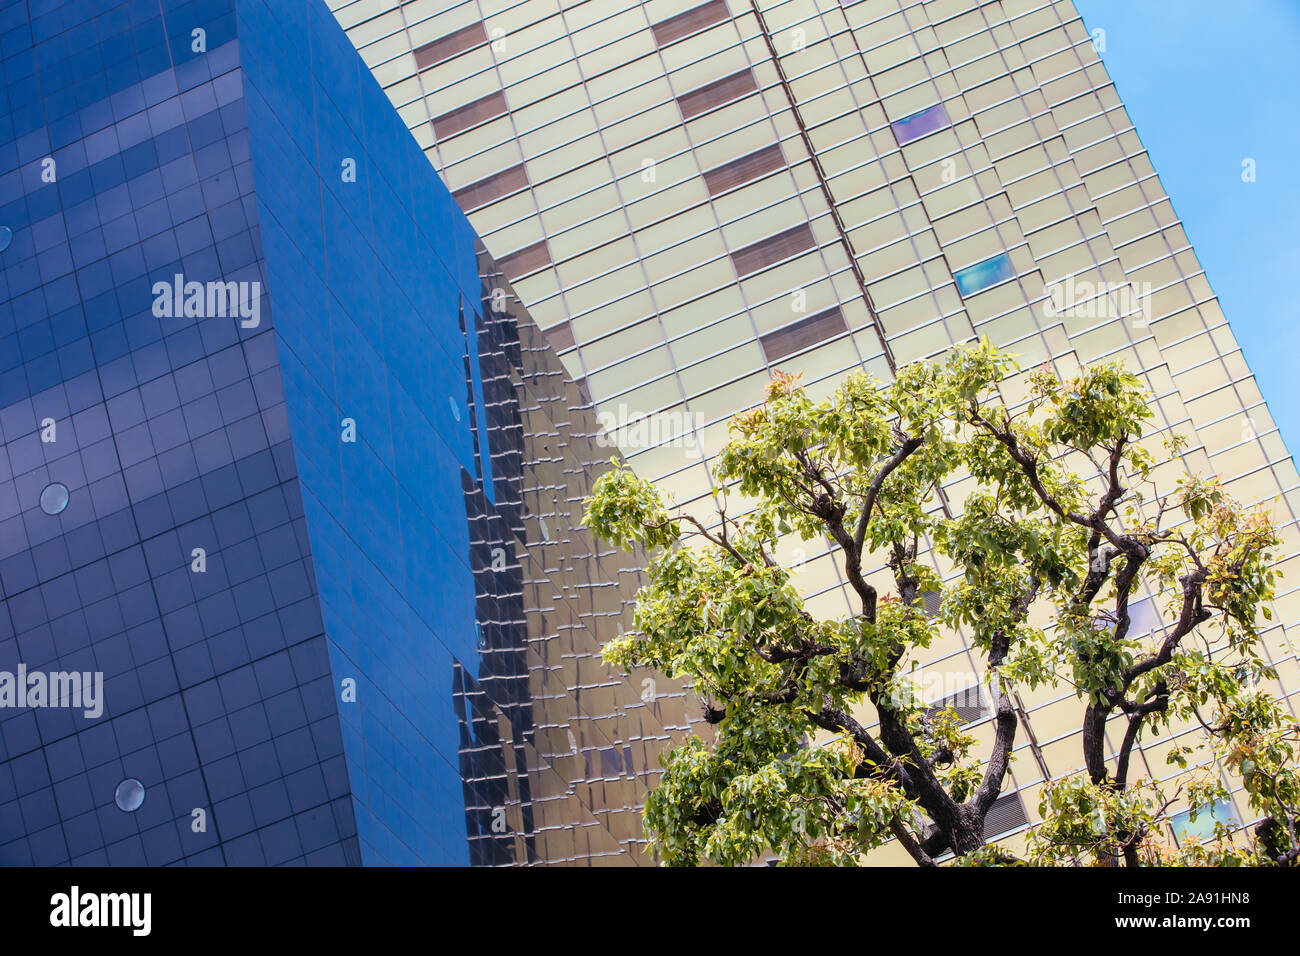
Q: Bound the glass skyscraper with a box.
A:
[0,0,697,866]
[331,0,1300,858]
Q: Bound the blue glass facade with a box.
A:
[239,0,486,865]
[0,0,696,866]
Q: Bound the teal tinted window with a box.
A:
[1170,800,1239,843]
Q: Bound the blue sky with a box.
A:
[1074,0,1300,459]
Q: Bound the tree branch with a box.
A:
[854,434,924,554]
[890,816,937,867]
[972,579,1039,816]
[1115,683,1167,789]
[969,404,1127,551]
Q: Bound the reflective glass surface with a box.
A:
[890,103,951,145]
[333,0,1300,856]
[0,0,689,867]
[953,253,1015,297]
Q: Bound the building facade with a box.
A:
[0,0,693,866]
[332,0,1300,856]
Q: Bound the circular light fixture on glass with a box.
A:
[0,226,11,252]
[39,482,69,515]
[114,778,145,812]
[448,395,461,422]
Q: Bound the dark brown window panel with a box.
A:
[702,143,785,195]
[497,240,551,280]
[574,376,593,407]
[676,69,758,119]
[431,90,508,140]
[452,164,530,210]
[651,0,730,47]
[414,22,488,70]
[544,320,575,353]
[985,793,1029,837]
[730,222,815,278]
[924,686,987,724]
[759,306,847,364]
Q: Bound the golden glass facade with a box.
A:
[332,0,1299,861]
[461,242,705,864]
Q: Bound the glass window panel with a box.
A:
[760,307,849,363]
[1170,800,1240,845]
[676,69,758,119]
[414,22,488,70]
[651,0,731,47]
[954,251,1015,296]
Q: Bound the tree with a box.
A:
[583,341,1297,866]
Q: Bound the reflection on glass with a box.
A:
[891,103,950,145]
[1170,800,1239,844]
[954,253,1014,297]
[114,779,146,812]
[39,482,69,515]
[1128,597,1161,636]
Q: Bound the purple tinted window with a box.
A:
[891,103,950,144]
[1127,597,1161,636]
